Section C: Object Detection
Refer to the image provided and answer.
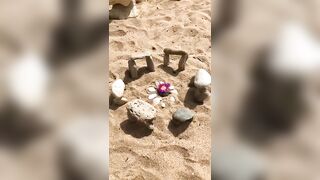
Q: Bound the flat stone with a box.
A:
[147,87,157,93]
[173,108,195,122]
[111,79,125,98]
[148,93,158,100]
[194,69,211,88]
[127,99,157,122]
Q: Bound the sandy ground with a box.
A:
[109,0,211,179]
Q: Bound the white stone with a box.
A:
[169,85,175,90]
[147,87,157,93]
[194,69,211,88]
[148,93,158,100]
[161,102,166,108]
[127,99,157,122]
[111,79,125,98]
[153,97,162,105]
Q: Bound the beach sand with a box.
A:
[109,0,211,179]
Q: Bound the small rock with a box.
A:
[148,93,158,100]
[173,108,195,122]
[194,69,211,88]
[127,99,157,128]
[169,85,175,90]
[147,87,157,93]
[153,97,162,105]
[161,102,166,108]
[112,79,125,98]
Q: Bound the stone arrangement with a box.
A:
[193,69,211,103]
[126,99,157,129]
[111,49,212,131]
[128,52,155,79]
[111,79,128,105]
[147,80,178,106]
[163,48,189,71]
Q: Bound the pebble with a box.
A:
[173,108,195,122]
[147,87,157,93]
[161,102,166,108]
[127,99,157,123]
[169,96,176,102]
[111,79,125,98]
[153,97,162,105]
[194,69,211,88]
[148,93,158,100]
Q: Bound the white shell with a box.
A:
[148,94,158,100]
[147,87,157,93]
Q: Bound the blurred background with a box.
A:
[213,0,320,179]
[0,0,107,180]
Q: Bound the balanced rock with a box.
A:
[194,69,211,88]
[111,79,125,98]
[127,99,157,128]
[173,108,195,122]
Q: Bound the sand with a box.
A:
[109,0,211,179]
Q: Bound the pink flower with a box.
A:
[157,82,171,96]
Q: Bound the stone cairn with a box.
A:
[128,52,155,79]
[163,48,188,71]
[193,69,211,103]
